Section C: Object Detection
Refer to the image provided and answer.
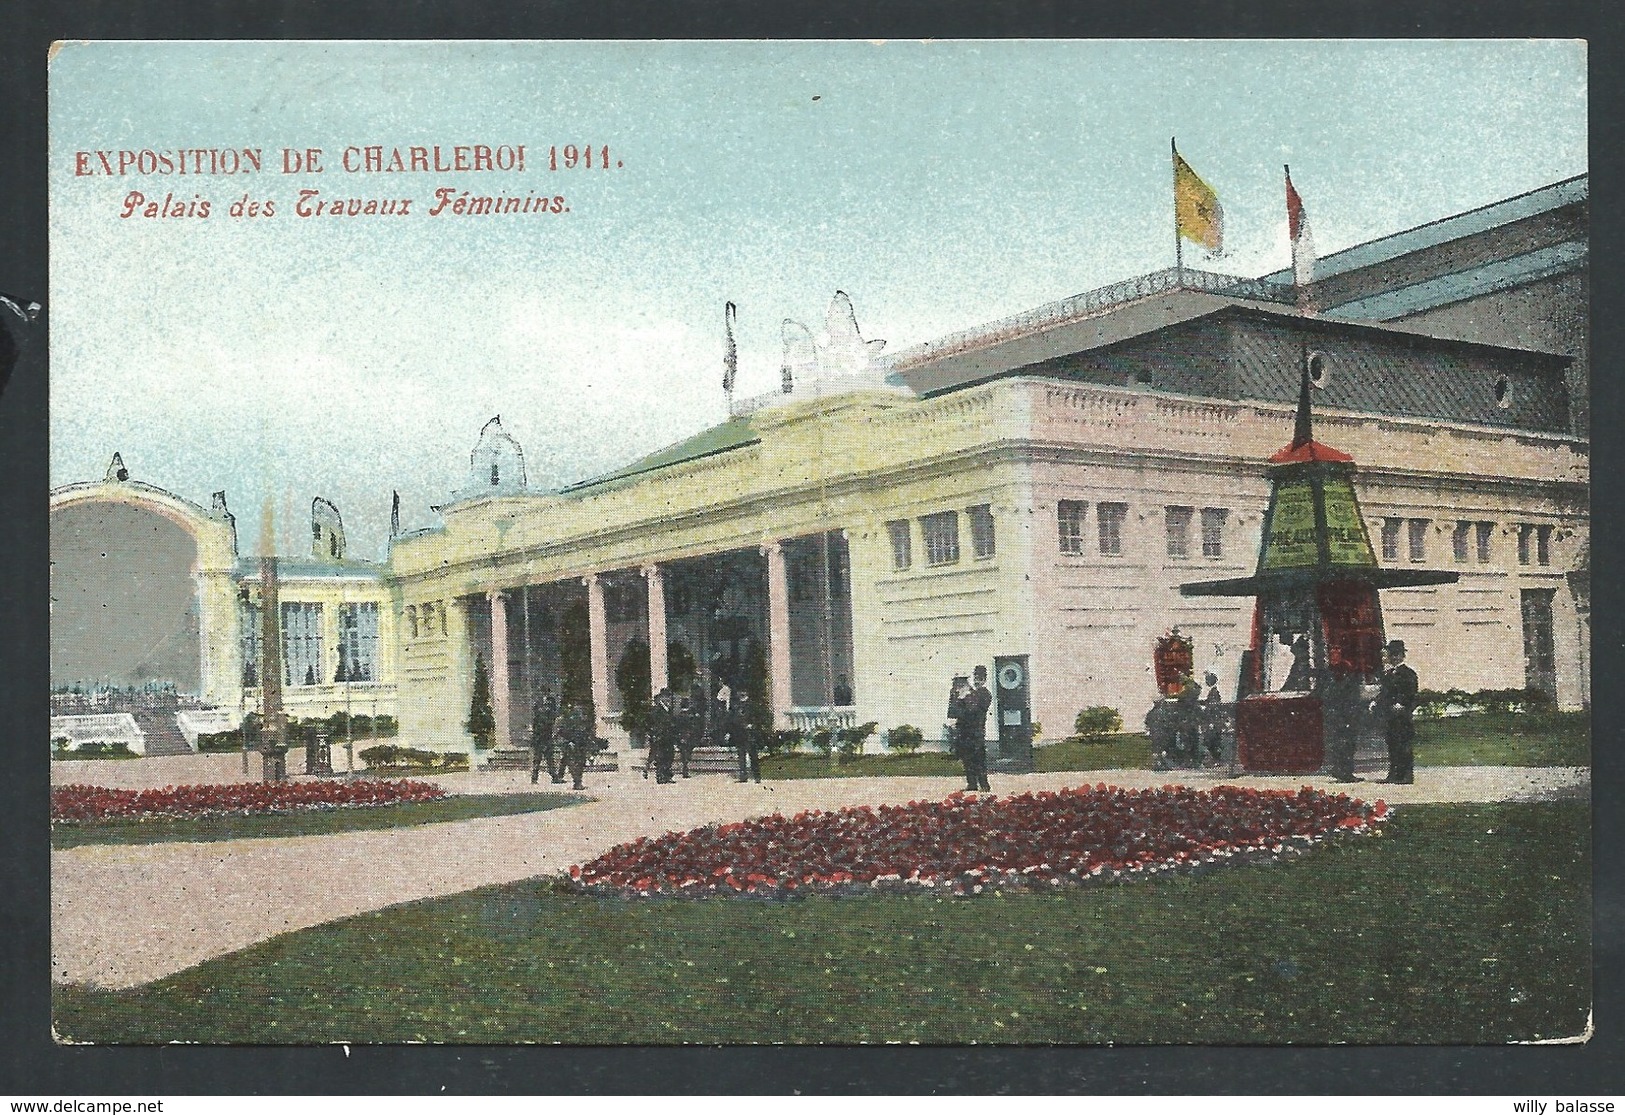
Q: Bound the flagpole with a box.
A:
[1171,137,1184,283]
[1285,163,1299,313]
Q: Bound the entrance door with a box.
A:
[1521,589,1557,700]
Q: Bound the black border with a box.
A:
[4,0,1621,1096]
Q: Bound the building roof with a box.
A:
[886,269,1293,395]
[560,415,761,496]
[1259,173,1586,286]
[233,557,386,581]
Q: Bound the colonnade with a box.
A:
[468,533,843,746]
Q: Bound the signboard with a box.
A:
[1260,479,1319,569]
[992,654,1033,771]
[1323,477,1378,567]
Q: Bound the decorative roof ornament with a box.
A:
[105,452,129,483]
[774,292,888,403]
[447,415,528,504]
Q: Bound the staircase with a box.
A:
[629,746,742,777]
[486,748,620,773]
[130,710,193,756]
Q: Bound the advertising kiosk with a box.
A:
[1180,354,1457,774]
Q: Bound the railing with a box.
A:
[785,706,858,733]
[240,683,398,716]
[886,267,1293,373]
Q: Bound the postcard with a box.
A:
[45,39,1590,1045]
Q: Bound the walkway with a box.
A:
[51,759,1589,990]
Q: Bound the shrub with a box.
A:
[1031,721,1042,742]
[765,729,803,757]
[808,728,833,758]
[1416,687,1556,718]
[358,744,468,772]
[835,721,879,763]
[52,740,138,761]
[887,725,924,755]
[1071,706,1124,743]
[196,731,244,752]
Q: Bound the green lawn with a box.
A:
[763,735,1154,780]
[1415,710,1589,767]
[763,711,1588,780]
[51,792,585,850]
[54,801,1589,1044]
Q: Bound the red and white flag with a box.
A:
[1285,165,1316,314]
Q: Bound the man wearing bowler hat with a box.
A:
[1372,640,1419,784]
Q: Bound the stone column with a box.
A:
[644,564,669,693]
[584,573,612,735]
[487,589,511,750]
[762,541,793,727]
[320,596,343,687]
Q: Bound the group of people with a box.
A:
[527,695,605,790]
[1148,672,1227,770]
[642,682,764,785]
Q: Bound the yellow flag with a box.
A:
[1174,151,1224,252]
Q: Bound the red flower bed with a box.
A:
[568,785,1389,899]
[51,779,448,824]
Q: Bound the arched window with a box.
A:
[406,605,418,639]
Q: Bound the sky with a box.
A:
[48,39,1587,560]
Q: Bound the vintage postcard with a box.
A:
[45,40,1589,1045]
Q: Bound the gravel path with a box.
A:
[51,759,1589,990]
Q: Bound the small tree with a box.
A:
[466,653,496,750]
[615,638,652,746]
[835,721,879,762]
[887,725,924,755]
[1071,706,1123,743]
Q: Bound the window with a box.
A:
[1407,518,1429,562]
[490,463,500,486]
[1536,524,1552,566]
[1098,502,1128,557]
[281,602,324,687]
[1201,507,1227,559]
[419,602,434,637]
[1165,506,1193,560]
[405,604,418,639]
[921,511,960,566]
[1452,521,1471,563]
[1381,518,1402,562]
[1517,524,1533,566]
[1476,521,1494,564]
[1057,500,1087,555]
[337,602,379,682]
[886,519,912,571]
[968,504,996,559]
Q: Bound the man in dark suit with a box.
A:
[647,687,679,784]
[530,693,560,784]
[953,665,994,792]
[731,690,761,783]
[1372,639,1419,784]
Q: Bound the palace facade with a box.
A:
[49,176,1590,756]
